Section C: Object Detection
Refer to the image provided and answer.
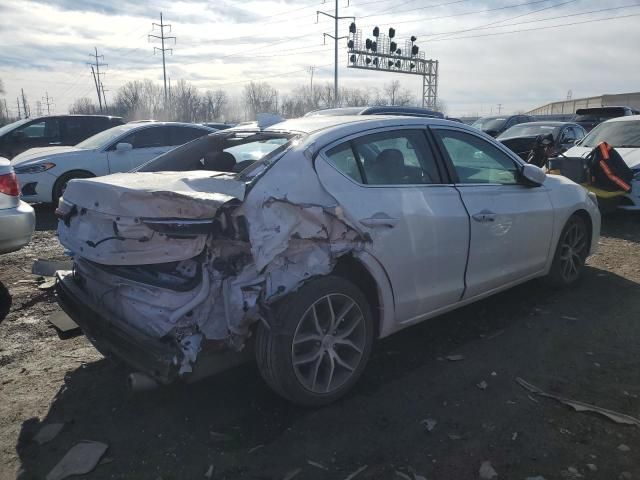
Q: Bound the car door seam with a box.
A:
[453,185,471,301]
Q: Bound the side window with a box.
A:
[63,117,89,142]
[16,118,60,140]
[171,126,208,146]
[563,127,577,143]
[326,144,363,183]
[125,127,171,149]
[434,129,520,185]
[352,130,441,185]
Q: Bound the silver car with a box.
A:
[55,116,600,405]
[0,157,35,254]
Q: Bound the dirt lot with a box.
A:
[1,206,639,480]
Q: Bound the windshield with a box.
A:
[498,124,559,139]
[581,120,640,148]
[0,118,30,137]
[472,117,507,132]
[75,124,134,149]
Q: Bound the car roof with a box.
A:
[601,114,640,123]
[514,121,573,127]
[116,121,215,132]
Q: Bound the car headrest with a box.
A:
[375,149,404,169]
[203,151,236,172]
[367,149,405,184]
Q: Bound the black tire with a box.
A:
[52,171,94,204]
[256,275,374,406]
[544,214,590,287]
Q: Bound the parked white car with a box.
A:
[0,157,35,254]
[563,115,640,209]
[11,122,216,204]
[55,116,600,405]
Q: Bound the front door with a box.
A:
[431,127,554,298]
[315,127,469,324]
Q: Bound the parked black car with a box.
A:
[305,105,445,119]
[571,106,640,132]
[0,115,124,159]
[497,121,587,160]
[471,114,534,137]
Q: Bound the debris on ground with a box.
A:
[477,380,488,390]
[479,460,498,479]
[586,464,597,472]
[515,378,640,427]
[619,472,632,479]
[421,418,437,432]
[46,440,108,480]
[33,422,64,445]
[31,259,72,277]
[526,476,547,480]
[38,277,57,290]
[248,444,264,453]
[448,433,462,440]
[617,444,631,452]
[343,465,368,480]
[307,460,329,471]
[208,431,232,443]
[564,466,583,478]
[512,432,518,441]
[204,464,214,479]
[446,354,465,361]
[47,310,80,335]
[282,468,302,480]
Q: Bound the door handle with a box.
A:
[360,215,398,228]
[472,211,497,223]
[49,142,62,145]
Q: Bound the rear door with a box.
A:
[315,127,469,324]
[106,126,174,173]
[431,126,554,298]
[169,126,210,147]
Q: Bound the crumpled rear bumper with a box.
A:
[56,270,183,384]
[55,269,254,384]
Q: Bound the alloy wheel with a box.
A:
[291,293,366,394]
[558,220,588,283]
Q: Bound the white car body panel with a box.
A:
[55,116,601,378]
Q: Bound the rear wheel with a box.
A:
[52,171,94,204]
[256,276,374,406]
[545,214,590,287]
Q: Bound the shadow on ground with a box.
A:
[15,265,640,479]
[0,280,11,323]
[34,204,57,232]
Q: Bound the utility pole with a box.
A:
[497,103,502,114]
[88,48,107,112]
[42,92,54,115]
[308,66,315,97]
[101,83,108,111]
[21,89,29,118]
[149,12,176,109]
[16,97,21,119]
[36,101,43,117]
[317,1,354,107]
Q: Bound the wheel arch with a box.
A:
[572,208,593,252]
[332,252,395,339]
[52,169,96,201]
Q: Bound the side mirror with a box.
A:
[521,164,546,187]
[115,142,133,152]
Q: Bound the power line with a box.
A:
[149,12,176,107]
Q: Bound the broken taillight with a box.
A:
[0,172,20,196]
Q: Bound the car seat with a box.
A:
[203,151,236,172]
[367,149,405,184]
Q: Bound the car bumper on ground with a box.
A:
[55,270,252,385]
[0,200,35,254]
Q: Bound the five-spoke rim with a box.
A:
[291,293,366,394]
[559,221,587,282]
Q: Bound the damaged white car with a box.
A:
[55,116,600,405]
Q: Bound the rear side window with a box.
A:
[325,130,442,185]
[16,118,60,140]
[170,126,209,146]
[326,144,363,183]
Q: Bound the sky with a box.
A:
[1,0,639,117]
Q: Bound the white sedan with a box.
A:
[55,116,600,405]
[563,115,640,210]
[11,121,215,204]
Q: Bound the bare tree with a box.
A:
[69,97,99,114]
[0,78,4,96]
[382,80,415,106]
[172,79,201,122]
[200,89,228,121]
[243,81,278,118]
[113,80,164,120]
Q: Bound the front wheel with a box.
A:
[256,276,374,406]
[52,171,94,204]
[544,214,590,287]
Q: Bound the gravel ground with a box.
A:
[0,206,639,480]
